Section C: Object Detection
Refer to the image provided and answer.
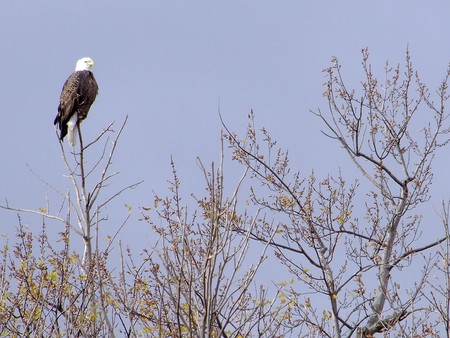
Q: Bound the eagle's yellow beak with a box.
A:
[86,60,95,67]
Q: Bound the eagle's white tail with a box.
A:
[67,114,78,147]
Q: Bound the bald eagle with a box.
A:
[54,57,99,146]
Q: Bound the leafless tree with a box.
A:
[115,136,290,337]
[224,49,450,337]
[0,117,142,337]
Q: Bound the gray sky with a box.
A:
[1,2,450,267]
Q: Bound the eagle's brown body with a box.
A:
[54,69,98,143]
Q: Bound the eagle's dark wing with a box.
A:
[54,72,82,140]
[76,71,99,120]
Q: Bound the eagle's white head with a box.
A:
[75,57,95,71]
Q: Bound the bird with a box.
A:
[54,57,99,147]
